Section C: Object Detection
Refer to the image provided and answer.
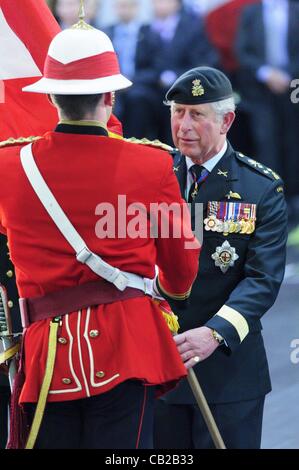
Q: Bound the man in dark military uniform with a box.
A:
[154,66,288,449]
[0,234,21,448]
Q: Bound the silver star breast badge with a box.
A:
[211,240,239,273]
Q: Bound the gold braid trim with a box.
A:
[215,305,249,342]
[108,131,123,140]
[25,318,60,449]
[125,137,173,152]
[0,136,41,148]
[157,278,192,301]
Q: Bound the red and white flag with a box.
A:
[0,0,61,141]
[0,0,123,141]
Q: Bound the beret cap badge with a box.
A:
[192,79,204,97]
[165,67,234,105]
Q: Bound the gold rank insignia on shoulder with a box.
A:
[277,186,284,193]
[204,201,256,235]
[237,154,282,181]
[0,136,41,148]
[270,170,280,180]
[247,158,263,169]
[192,79,204,97]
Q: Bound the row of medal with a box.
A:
[204,215,255,235]
[204,201,257,235]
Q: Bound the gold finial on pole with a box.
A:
[72,0,94,30]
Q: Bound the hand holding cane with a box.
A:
[159,302,226,450]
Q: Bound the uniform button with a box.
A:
[6,270,13,278]
[62,378,72,385]
[89,330,100,338]
[7,301,13,308]
[58,337,68,345]
[95,371,105,378]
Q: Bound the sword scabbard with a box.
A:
[0,284,18,389]
[0,284,12,336]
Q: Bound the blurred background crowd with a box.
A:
[46,0,299,236]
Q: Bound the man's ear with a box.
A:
[220,111,235,134]
[104,92,113,107]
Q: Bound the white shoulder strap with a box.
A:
[20,143,149,293]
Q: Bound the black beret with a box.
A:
[165,66,233,105]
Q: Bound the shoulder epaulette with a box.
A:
[235,152,282,181]
[124,137,174,152]
[0,136,42,149]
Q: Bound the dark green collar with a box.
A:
[55,120,109,137]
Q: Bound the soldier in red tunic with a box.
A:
[0,18,199,449]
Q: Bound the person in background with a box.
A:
[204,0,259,156]
[105,0,161,139]
[54,0,99,28]
[151,0,219,145]
[236,0,299,223]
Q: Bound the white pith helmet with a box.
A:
[23,25,132,95]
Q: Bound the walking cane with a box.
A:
[187,368,226,449]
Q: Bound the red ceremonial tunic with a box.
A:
[0,124,200,403]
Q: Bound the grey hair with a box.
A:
[168,97,235,117]
[210,97,236,121]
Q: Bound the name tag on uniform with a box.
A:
[204,201,256,235]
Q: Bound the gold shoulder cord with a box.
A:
[25,317,61,449]
[125,137,173,152]
[0,136,41,148]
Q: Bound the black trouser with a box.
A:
[154,397,265,449]
[27,380,156,449]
